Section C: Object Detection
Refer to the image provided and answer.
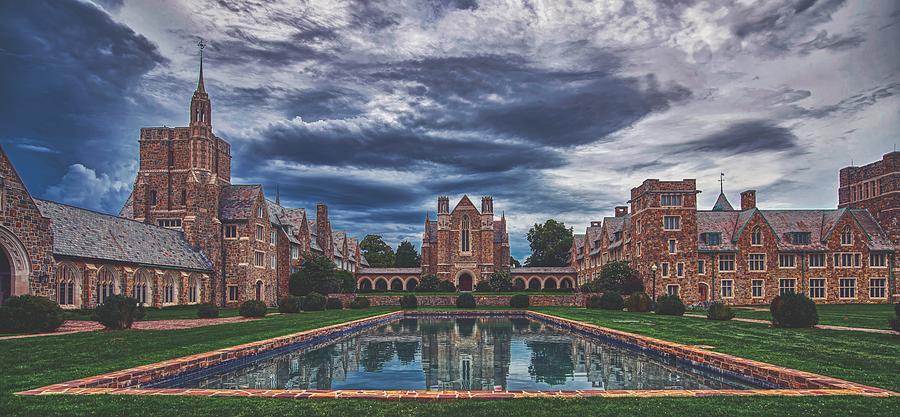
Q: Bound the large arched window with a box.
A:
[187,274,200,303]
[133,269,152,306]
[750,226,762,246]
[56,263,78,307]
[460,215,471,253]
[163,272,178,304]
[840,226,853,245]
[96,266,117,305]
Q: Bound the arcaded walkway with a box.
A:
[0,316,259,341]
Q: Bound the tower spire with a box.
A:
[196,39,206,92]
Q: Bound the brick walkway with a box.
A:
[684,314,896,334]
[0,316,259,341]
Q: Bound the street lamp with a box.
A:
[650,263,658,302]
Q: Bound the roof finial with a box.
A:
[275,184,280,205]
[719,172,725,194]
[196,39,206,92]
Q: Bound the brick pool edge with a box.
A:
[17,310,896,400]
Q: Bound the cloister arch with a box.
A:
[406,278,419,291]
[0,225,31,302]
[358,278,373,291]
[374,277,388,291]
[390,278,404,291]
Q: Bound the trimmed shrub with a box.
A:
[326,298,343,310]
[598,292,625,310]
[349,296,371,309]
[510,294,529,308]
[474,281,492,292]
[196,303,219,318]
[278,296,301,313]
[770,293,818,328]
[488,271,513,292]
[400,294,418,309]
[93,295,145,330]
[655,295,686,316]
[416,275,440,292]
[301,292,327,311]
[0,295,65,333]
[239,300,267,317]
[438,280,457,292]
[586,295,603,309]
[624,292,652,312]
[707,302,734,321]
[456,293,476,308]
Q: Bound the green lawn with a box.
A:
[63,305,244,321]
[727,303,898,330]
[2,306,898,417]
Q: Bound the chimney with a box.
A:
[481,196,493,214]
[590,221,602,227]
[615,206,628,217]
[740,190,757,211]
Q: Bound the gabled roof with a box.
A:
[697,211,740,252]
[219,185,262,220]
[849,209,893,251]
[36,199,211,271]
[511,266,576,274]
[452,195,479,213]
[711,192,734,211]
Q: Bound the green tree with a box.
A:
[394,240,421,267]
[289,256,340,296]
[510,256,522,268]
[360,234,395,267]
[524,219,573,267]
[335,270,356,293]
[596,261,644,294]
[488,270,513,292]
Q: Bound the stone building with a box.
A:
[839,152,899,248]
[579,169,897,305]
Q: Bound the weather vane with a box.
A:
[719,172,725,193]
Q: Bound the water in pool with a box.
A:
[163,317,759,391]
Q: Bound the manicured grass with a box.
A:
[729,303,898,330]
[63,305,243,321]
[2,306,898,416]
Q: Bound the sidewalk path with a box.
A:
[0,316,259,341]
[684,313,896,335]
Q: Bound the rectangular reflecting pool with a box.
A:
[155,316,760,391]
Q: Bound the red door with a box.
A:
[699,284,709,301]
[458,274,473,292]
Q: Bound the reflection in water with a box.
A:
[168,318,758,391]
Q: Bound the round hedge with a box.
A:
[0,295,65,333]
[325,298,343,310]
[399,294,418,309]
[301,292,327,311]
[456,293,476,308]
[707,302,734,321]
[278,296,301,313]
[349,296,370,309]
[654,295,685,316]
[624,292,652,312]
[770,293,818,328]
[93,295,145,330]
[196,303,219,318]
[438,280,457,292]
[598,292,624,310]
[239,300,267,317]
[586,295,603,309]
[509,294,529,308]
[474,281,492,292]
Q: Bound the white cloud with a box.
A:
[46,164,131,212]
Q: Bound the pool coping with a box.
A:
[16,310,897,400]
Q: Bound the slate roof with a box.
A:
[265,200,300,244]
[358,267,421,275]
[511,266,576,274]
[119,190,134,218]
[573,233,585,259]
[711,192,735,211]
[219,185,261,220]
[697,211,740,252]
[36,199,211,271]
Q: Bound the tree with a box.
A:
[510,256,522,268]
[394,240,421,267]
[290,256,340,296]
[594,261,643,294]
[524,219,573,267]
[335,270,356,293]
[488,271,513,292]
[360,234,395,267]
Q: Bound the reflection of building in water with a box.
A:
[419,318,511,390]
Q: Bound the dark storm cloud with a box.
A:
[0,0,166,205]
[671,121,802,156]
[207,28,335,67]
[796,30,865,54]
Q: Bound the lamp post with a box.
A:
[650,263,658,302]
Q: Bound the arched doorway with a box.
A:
[0,226,31,303]
[255,280,263,301]
[698,282,710,301]
[457,272,473,292]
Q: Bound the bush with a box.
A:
[489,271,513,292]
[510,294,529,308]
[93,295,145,330]
[399,294,418,309]
[456,293,476,308]
[624,292,652,312]
[598,292,625,310]
[895,301,900,318]
[438,280,457,292]
[336,270,356,294]
[0,295,65,333]
[770,293,818,328]
[239,300,267,317]
[474,281,492,292]
[196,303,219,318]
[278,296,302,313]
[707,302,734,320]
[349,296,370,309]
[289,256,341,296]
[416,275,440,292]
[326,298,343,310]
[655,295,685,316]
[579,282,598,293]
[301,292,327,311]
[586,295,603,309]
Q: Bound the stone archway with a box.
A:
[0,226,31,302]
[457,271,474,292]
[698,282,710,301]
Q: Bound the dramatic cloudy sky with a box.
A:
[2,0,898,260]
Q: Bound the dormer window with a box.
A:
[840,226,852,245]
[702,232,722,245]
[790,232,811,245]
